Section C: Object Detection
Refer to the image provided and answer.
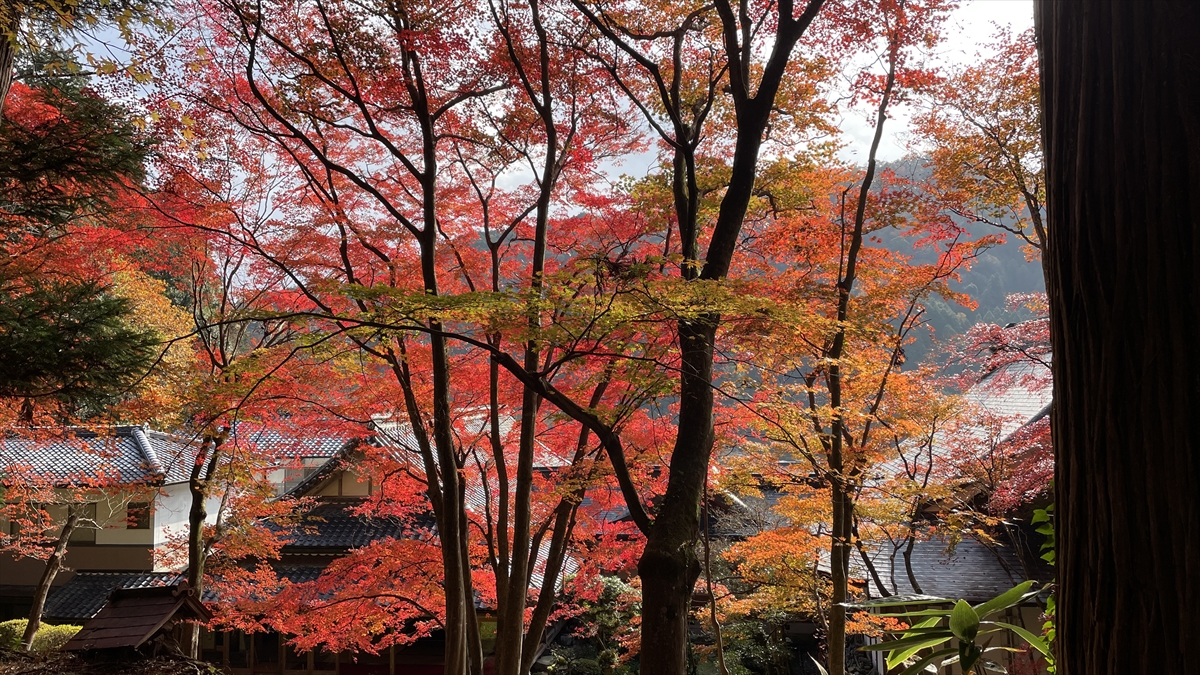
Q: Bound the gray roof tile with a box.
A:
[279,500,433,550]
[230,423,356,459]
[0,427,193,486]
[878,360,1053,482]
[850,537,1047,603]
[44,565,333,621]
[43,572,188,621]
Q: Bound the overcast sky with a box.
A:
[839,0,1035,163]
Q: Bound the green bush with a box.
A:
[0,619,25,650]
[32,624,81,651]
[0,619,82,651]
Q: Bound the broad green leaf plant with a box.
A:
[1031,504,1057,673]
[849,581,1053,675]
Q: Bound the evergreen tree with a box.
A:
[0,66,156,420]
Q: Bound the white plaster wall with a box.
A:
[153,483,222,549]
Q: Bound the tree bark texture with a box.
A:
[186,434,225,658]
[0,6,17,118]
[21,507,79,652]
[637,320,715,675]
[1037,2,1200,673]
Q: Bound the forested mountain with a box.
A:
[874,158,1045,365]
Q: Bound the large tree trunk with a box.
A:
[0,6,17,118]
[1037,2,1200,673]
[637,320,716,675]
[21,507,79,652]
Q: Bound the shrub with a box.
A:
[0,619,25,650]
[0,619,82,651]
[32,624,81,651]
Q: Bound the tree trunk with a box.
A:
[185,434,224,659]
[1037,2,1200,673]
[826,480,851,675]
[637,319,715,675]
[902,534,922,595]
[823,45,896,675]
[21,506,79,652]
[0,6,17,119]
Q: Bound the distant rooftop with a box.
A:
[229,422,358,459]
[877,359,1053,482]
[850,536,1049,603]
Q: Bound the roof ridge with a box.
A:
[130,427,164,476]
[71,570,177,576]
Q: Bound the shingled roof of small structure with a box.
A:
[0,427,193,486]
[43,565,336,622]
[62,583,211,652]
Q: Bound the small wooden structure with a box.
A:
[62,582,211,652]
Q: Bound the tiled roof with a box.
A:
[706,486,788,539]
[372,415,570,466]
[280,500,433,550]
[230,423,357,459]
[44,566,336,621]
[290,416,569,502]
[849,536,1049,603]
[964,360,1053,440]
[273,564,328,584]
[43,572,190,621]
[368,420,424,452]
[0,427,193,486]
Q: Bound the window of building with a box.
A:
[127,502,151,530]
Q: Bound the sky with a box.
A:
[839,0,1036,162]
[602,0,1038,179]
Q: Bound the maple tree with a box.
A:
[913,27,1044,269]
[949,293,1052,517]
[0,63,214,655]
[149,222,353,658]
[138,2,662,670]
[0,2,166,115]
[724,2,978,670]
[126,1,1029,674]
[519,0,851,669]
